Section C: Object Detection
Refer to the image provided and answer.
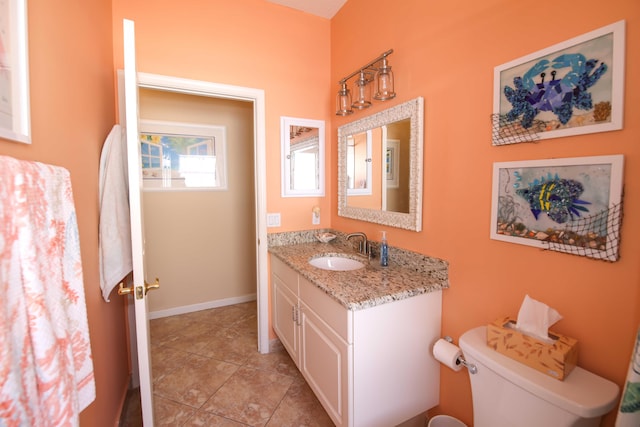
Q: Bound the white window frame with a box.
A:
[139,119,227,191]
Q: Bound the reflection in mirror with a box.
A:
[281,117,325,197]
[346,122,411,213]
[346,131,372,196]
[383,119,410,213]
[338,97,423,231]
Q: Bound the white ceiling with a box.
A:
[266,0,347,19]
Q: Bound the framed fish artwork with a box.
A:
[492,20,625,146]
[490,155,624,261]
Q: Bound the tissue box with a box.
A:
[486,316,578,380]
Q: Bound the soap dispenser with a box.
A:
[380,231,389,267]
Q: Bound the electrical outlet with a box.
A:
[312,206,320,225]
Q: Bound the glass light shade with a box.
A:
[351,72,372,110]
[336,83,353,116]
[374,61,396,101]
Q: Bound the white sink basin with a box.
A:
[309,255,365,271]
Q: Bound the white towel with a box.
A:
[616,324,640,426]
[0,155,96,426]
[99,124,133,301]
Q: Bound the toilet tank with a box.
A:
[459,326,619,427]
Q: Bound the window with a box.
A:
[140,135,163,170]
[139,120,227,191]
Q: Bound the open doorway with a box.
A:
[138,89,257,318]
[118,72,269,396]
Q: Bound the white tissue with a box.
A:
[516,294,562,344]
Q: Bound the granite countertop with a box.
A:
[268,232,449,311]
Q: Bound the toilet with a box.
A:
[458,326,619,427]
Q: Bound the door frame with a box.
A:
[118,71,269,354]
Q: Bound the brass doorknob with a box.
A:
[117,281,134,296]
[144,278,160,294]
[117,278,160,299]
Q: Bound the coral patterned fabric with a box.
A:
[0,156,95,426]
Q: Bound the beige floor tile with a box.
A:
[202,304,257,327]
[183,411,248,427]
[232,313,258,337]
[153,395,196,426]
[154,353,239,408]
[150,315,199,344]
[267,375,335,427]
[160,328,220,357]
[244,349,299,378]
[121,302,334,426]
[200,366,294,426]
[197,327,257,365]
[150,344,192,383]
[119,387,142,427]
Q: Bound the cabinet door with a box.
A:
[272,274,299,366]
[299,301,350,427]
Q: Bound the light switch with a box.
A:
[267,213,281,227]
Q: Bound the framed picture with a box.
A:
[0,0,31,143]
[385,139,399,188]
[490,155,624,261]
[493,20,625,145]
[139,120,227,191]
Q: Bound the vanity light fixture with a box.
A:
[336,82,354,116]
[374,55,395,101]
[352,70,372,110]
[336,49,395,116]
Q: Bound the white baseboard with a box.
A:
[149,294,257,319]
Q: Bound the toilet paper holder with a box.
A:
[444,336,478,375]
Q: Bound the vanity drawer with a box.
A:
[271,256,298,294]
[299,276,350,343]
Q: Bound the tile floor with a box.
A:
[120,301,335,426]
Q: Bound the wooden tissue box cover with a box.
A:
[486,316,578,380]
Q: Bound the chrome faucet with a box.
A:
[346,232,370,258]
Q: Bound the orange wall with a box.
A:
[112,0,333,232]
[8,1,635,425]
[0,0,130,426]
[332,1,639,425]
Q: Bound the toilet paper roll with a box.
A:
[433,339,463,372]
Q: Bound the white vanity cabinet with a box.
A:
[271,255,442,427]
[272,256,349,423]
[298,273,350,425]
[272,257,300,365]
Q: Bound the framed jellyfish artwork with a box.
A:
[492,20,625,146]
[490,155,624,261]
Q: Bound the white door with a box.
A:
[119,18,269,426]
[122,18,156,425]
